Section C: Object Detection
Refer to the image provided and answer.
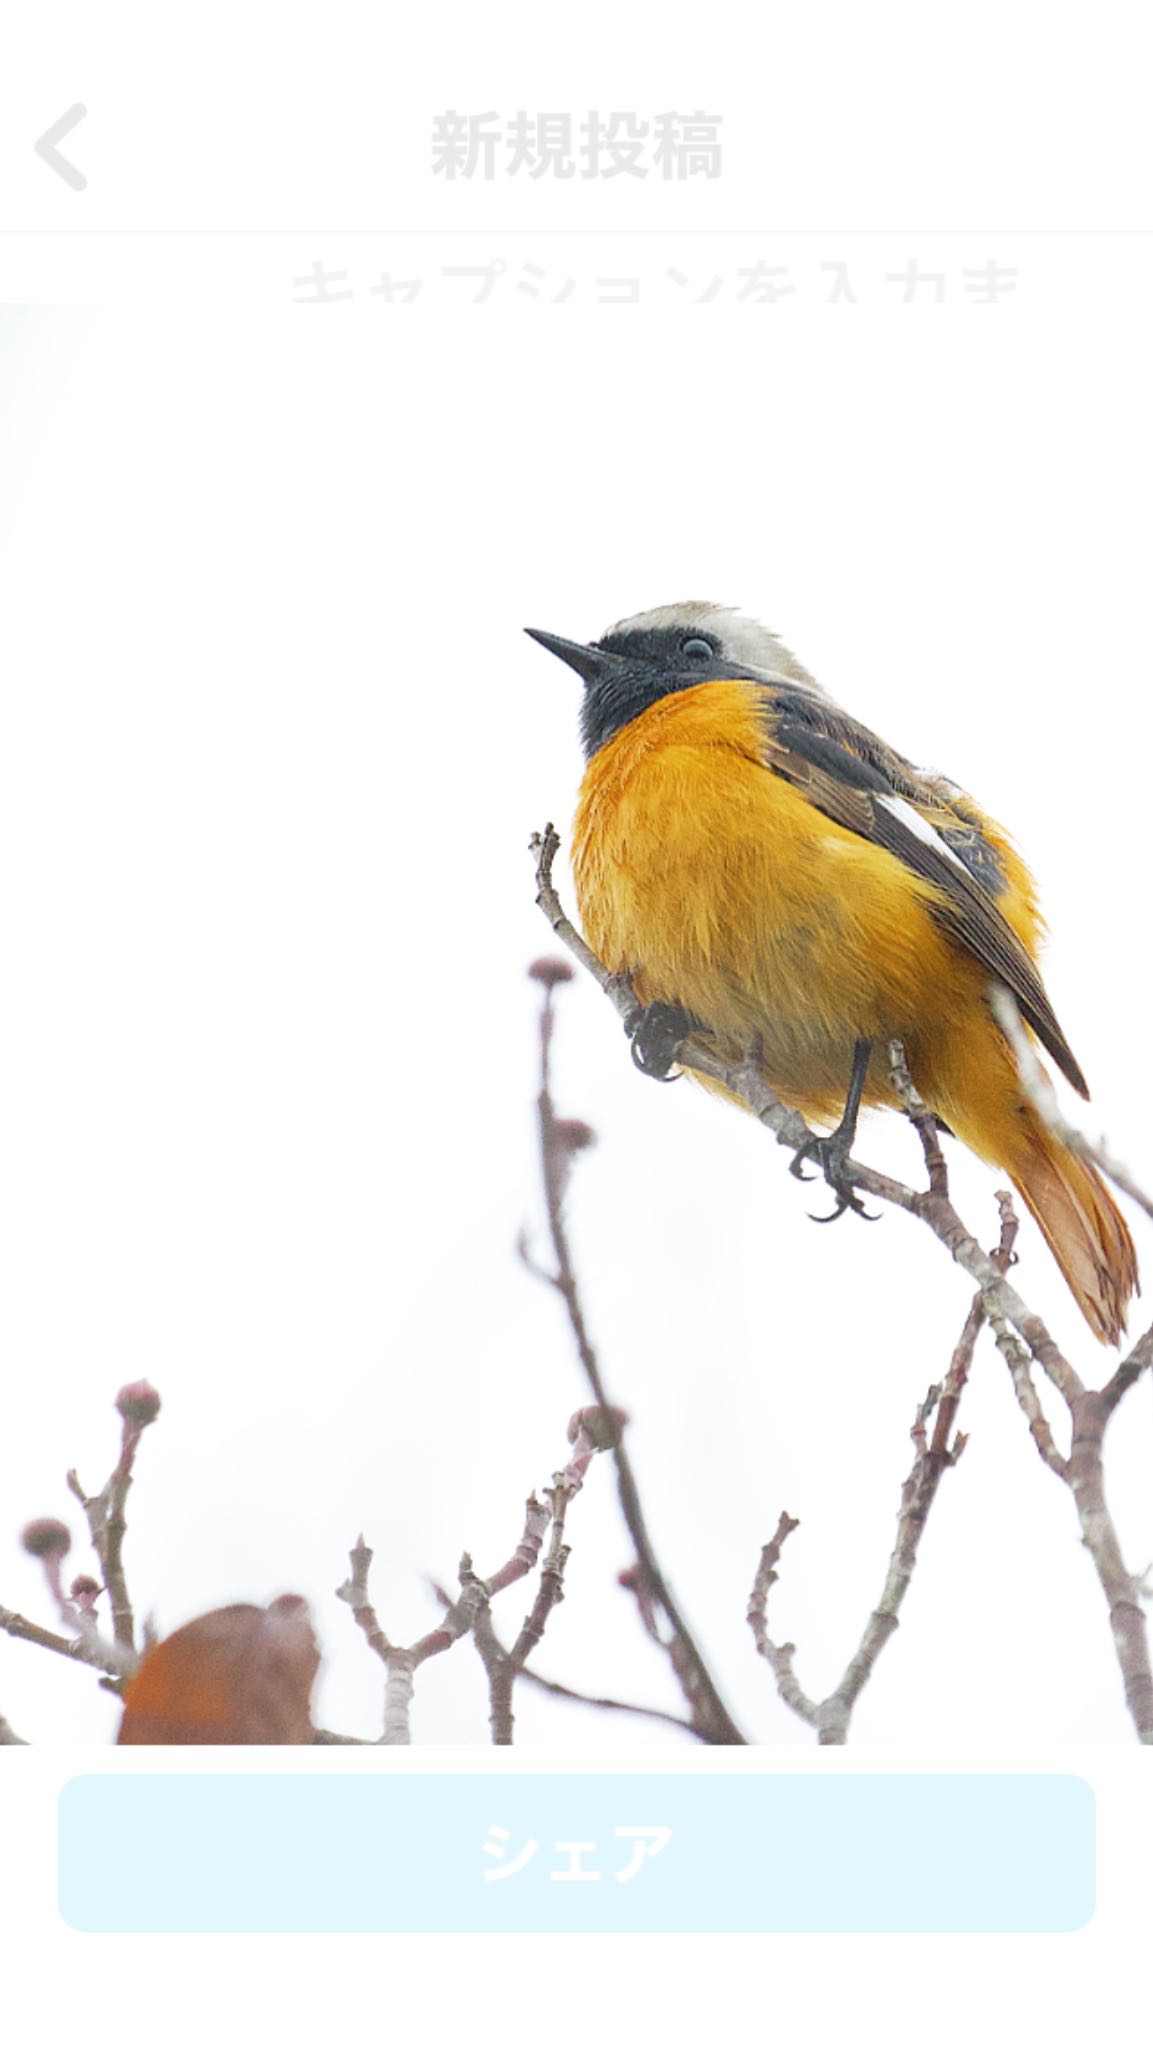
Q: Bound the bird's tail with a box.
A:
[1008,1109,1138,1345]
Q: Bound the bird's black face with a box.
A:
[525,623,762,757]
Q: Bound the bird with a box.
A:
[526,601,1138,1344]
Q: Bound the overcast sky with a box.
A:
[3,251,1151,1748]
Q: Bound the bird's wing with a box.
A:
[757,687,1089,1097]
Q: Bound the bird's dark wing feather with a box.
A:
[757,688,1089,1097]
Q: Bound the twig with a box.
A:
[1064,1390,1153,1739]
[15,1520,134,1683]
[459,1420,595,1743]
[516,1666,695,1733]
[532,825,638,1029]
[471,1416,608,1743]
[462,1581,511,1741]
[336,1533,489,1743]
[886,1042,1086,1406]
[522,931,745,1744]
[337,1419,613,1743]
[1102,1323,1153,1416]
[920,1190,1017,1479]
[383,1653,416,1745]
[428,1576,695,1734]
[968,1237,1153,1738]
[987,1317,1071,1479]
[0,1602,125,1679]
[747,1513,818,1727]
[749,1203,1015,1742]
[66,1381,161,1655]
[336,1534,395,1665]
[507,1433,589,1671]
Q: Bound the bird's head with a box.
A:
[526,601,823,756]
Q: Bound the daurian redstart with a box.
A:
[528,602,1137,1344]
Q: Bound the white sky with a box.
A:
[2,242,1152,1748]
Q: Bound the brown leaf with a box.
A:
[118,1596,320,1744]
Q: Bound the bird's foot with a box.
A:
[790,1128,879,1223]
[627,1001,699,1082]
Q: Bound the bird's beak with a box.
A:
[524,627,622,686]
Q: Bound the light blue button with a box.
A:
[58,1773,1094,1933]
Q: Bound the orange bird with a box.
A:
[528,601,1137,1344]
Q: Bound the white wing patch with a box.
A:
[878,794,970,876]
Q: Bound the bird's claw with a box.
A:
[627,1001,698,1082]
[790,1133,879,1223]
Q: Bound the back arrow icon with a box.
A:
[35,104,88,191]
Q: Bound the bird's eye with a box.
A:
[681,636,714,661]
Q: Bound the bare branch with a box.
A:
[428,1570,697,1735]
[337,1418,613,1743]
[747,1513,819,1727]
[523,930,745,1744]
[531,825,638,1028]
[886,1038,950,1198]
[516,1665,696,1734]
[470,1417,608,1744]
[750,1205,1015,1742]
[471,1591,514,1744]
[482,1494,552,1601]
[336,1534,488,1743]
[17,1517,133,1682]
[0,1601,125,1680]
[66,1381,161,1657]
[1066,1392,1153,1741]
[1101,1323,1153,1417]
[335,1534,394,1665]
[988,1317,1071,1480]
[382,1652,416,1745]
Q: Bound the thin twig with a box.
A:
[523,928,745,1744]
[428,1575,696,1735]
[749,1204,1016,1742]
[470,1418,604,1744]
[336,1534,395,1665]
[383,1653,416,1745]
[0,1602,125,1679]
[470,1591,513,1743]
[1102,1322,1153,1417]
[336,1534,489,1743]
[988,1317,1071,1480]
[747,1513,818,1727]
[1066,1393,1153,1739]
[66,1382,160,1656]
[337,1421,611,1743]
[517,1666,696,1734]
